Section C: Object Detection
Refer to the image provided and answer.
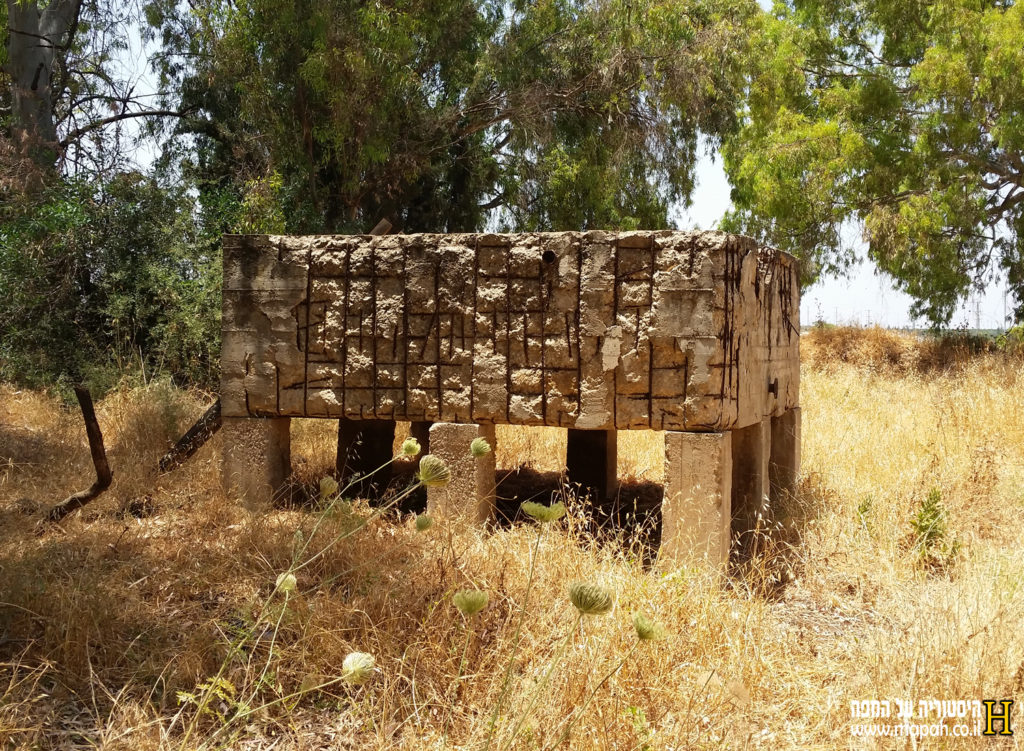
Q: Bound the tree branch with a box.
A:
[44,386,112,524]
[478,192,507,210]
[59,108,193,148]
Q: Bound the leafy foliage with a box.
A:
[0,175,225,391]
[910,487,960,570]
[723,0,1024,325]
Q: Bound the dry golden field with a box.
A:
[1,327,1023,750]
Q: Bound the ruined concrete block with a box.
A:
[220,231,799,431]
[219,230,801,569]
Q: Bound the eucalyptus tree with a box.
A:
[147,0,758,234]
[2,0,189,180]
[723,0,1024,324]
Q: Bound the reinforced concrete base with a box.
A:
[426,422,497,525]
[659,431,732,567]
[769,407,801,502]
[222,416,291,510]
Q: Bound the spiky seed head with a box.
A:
[470,437,492,458]
[521,501,567,524]
[319,476,339,501]
[568,582,614,616]
[401,437,421,457]
[632,613,664,641]
[415,514,434,532]
[416,454,451,487]
[275,572,297,594]
[341,652,376,685]
[453,589,489,616]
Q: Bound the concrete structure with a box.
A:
[221,230,800,565]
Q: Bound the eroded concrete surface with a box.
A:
[221,231,799,431]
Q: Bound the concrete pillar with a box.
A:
[426,422,497,525]
[566,429,618,500]
[659,431,732,568]
[769,407,801,503]
[337,418,395,498]
[731,419,771,559]
[222,416,291,510]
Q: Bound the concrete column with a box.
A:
[566,429,618,500]
[426,422,497,525]
[222,416,291,510]
[659,431,732,568]
[731,419,771,559]
[769,407,801,503]
[337,418,396,498]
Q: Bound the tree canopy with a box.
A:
[147,0,755,234]
[723,0,1024,324]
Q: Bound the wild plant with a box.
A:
[172,437,439,749]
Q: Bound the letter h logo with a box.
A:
[982,699,1014,736]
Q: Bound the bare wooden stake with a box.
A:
[45,386,113,523]
[158,399,222,473]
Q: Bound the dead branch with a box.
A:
[45,386,112,523]
[158,399,222,473]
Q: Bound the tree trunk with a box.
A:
[5,0,81,165]
[44,385,113,524]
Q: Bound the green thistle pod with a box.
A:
[470,437,492,458]
[416,454,451,487]
[521,501,566,524]
[401,437,421,457]
[319,476,339,501]
[341,652,376,685]
[632,613,664,641]
[415,514,434,532]
[275,572,297,594]
[568,582,613,616]
[453,589,489,616]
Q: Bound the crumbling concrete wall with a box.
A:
[222,231,799,431]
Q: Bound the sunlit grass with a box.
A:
[0,328,1022,749]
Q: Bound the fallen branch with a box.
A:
[46,386,113,523]
[158,399,222,473]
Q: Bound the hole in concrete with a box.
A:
[541,249,557,264]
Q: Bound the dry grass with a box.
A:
[1,327,1023,749]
